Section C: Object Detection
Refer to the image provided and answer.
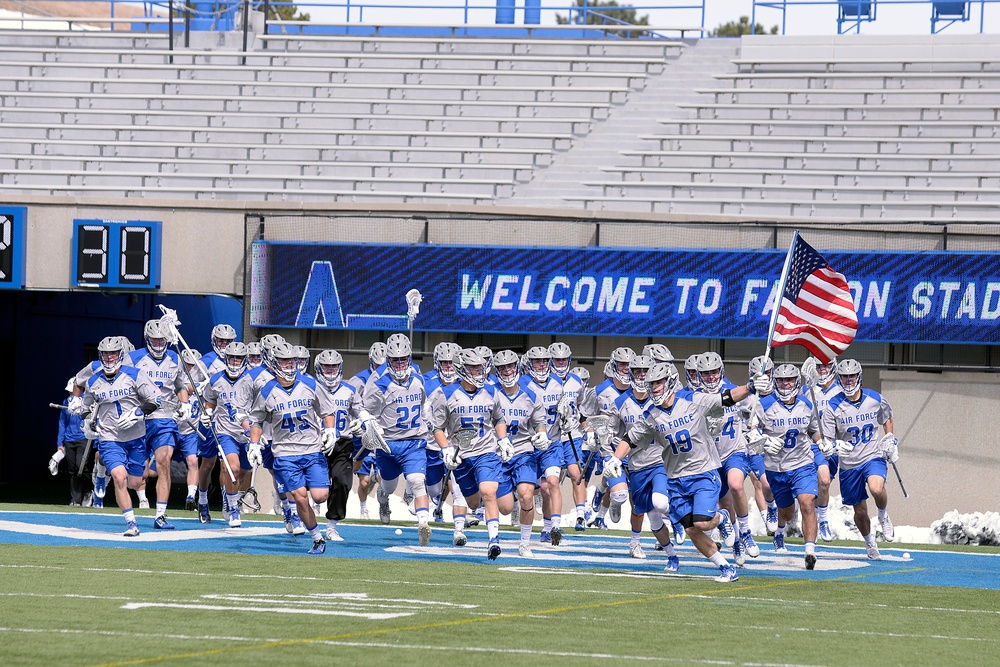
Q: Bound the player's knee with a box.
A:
[647,510,665,532]
[652,492,670,515]
[380,476,399,495]
[427,481,442,500]
[544,466,561,479]
[610,489,629,506]
[406,473,427,498]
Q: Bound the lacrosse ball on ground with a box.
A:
[395,528,403,535]
[903,552,910,559]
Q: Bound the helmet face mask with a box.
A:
[523,347,551,384]
[647,363,679,406]
[548,342,572,380]
[270,342,299,383]
[385,334,412,383]
[455,349,488,389]
[684,355,702,390]
[293,346,310,373]
[211,324,237,359]
[224,342,248,379]
[569,366,590,391]
[144,320,169,360]
[815,357,837,386]
[246,342,262,368]
[609,347,636,385]
[474,346,494,376]
[837,358,863,395]
[629,355,653,394]
[98,336,125,376]
[494,349,521,388]
[314,349,344,390]
[434,342,462,384]
[773,364,801,402]
[696,352,725,394]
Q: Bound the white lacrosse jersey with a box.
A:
[249,375,334,457]
[428,382,505,458]
[362,372,428,441]
[204,370,257,440]
[822,390,893,470]
[519,375,563,442]
[347,368,374,394]
[75,356,133,390]
[626,389,724,479]
[594,378,630,436]
[83,367,161,443]
[704,378,751,462]
[317,381,364,440]
[752,393,819,473]
[555,372,592,441]
[129,349,187,420]
[199,351,227,378]
[497,384,548,456]
[611,390,660,470]
[423,375,459,451]
[247,365,277,441]
[177,362,208,436]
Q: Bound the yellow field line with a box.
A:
[92,577,815,667]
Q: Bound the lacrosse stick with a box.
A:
[239,465,261,512]
[877,433,908,498]
[157,305,237,484]
[579,415,613,486]
[452,427,478,461]
[405,288,423,344]
[556,396,585,473]
[49,402,69,410]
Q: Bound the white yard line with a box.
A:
[121,602,413,619]
[0,626,282,643]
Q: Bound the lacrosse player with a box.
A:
[249,342,337,555]
[128,320,190,530]
[294,345,313,379]
[315,349,365,542]
[746,355,779,533]
[494,349,549,556]
[194,324,238,519]
[361,333,434,545]
[175,349,203,511]
[684,355,702,391]
[588,347,636,528]
[52,378,92,506]
[548,341,595,532]
[820,359,897,559]
[802,356,843,542]
[246,342,263,368]
[81,336,163,536]
[346,342,387,520]
[423,342,467,525]
[429,348,511,560]
[607,363,762,582]
[696,352,760,566]
[201,342,257,528]
[748,363,826,570]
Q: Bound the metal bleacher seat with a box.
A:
[838,0,876,35]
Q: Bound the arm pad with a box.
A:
[141,399,161,416]
[721,389,737,407]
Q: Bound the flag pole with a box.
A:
[763,229,800,360]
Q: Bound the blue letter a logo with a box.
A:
[295,261,346,328]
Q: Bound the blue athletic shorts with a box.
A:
[767,463,819,509]
[503,451,540,491]
[718,450,751,498]
[839,458,887,507]
[355,453,376,478]
[175,431,200,460]
[217,433,250,471]
[425,448,446,488]
[666,469,722,526]
[273,452,329,493]
[538,437,566,473]
[375,439,427,482]
[99,438,149,478]
[454,451,504,499]
[145,418,179,453]
[628,464,669,516]
[811,443,839,479]
[197,424,217,459]
[749,453,766,479]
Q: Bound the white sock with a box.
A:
[775,525,786,538]
[359,501,368,513]
[416,508,429,526]
[737,514,750,534]
[226,493,240,512]
[187,485,197,498]
[198,489,208,504]
[576,503,586,519]
[630,530,641,546]
[122,509,136,523]
[878,507,888,521]
[805,541,816,555]
[543,517,552,531]
[454,514,466,532]
[520,523,532,543]
[551,514,561,530]
[487,518,499,540]
[155,502,167,518]
[817,505,829,522]
[709,551,728,567]
[864,533,876,547]
[597,505,608,518]
[306,523,322,541]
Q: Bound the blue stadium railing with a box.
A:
[752,0,997,35]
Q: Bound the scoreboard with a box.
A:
[71,219,162,290]
[0,206,27,290]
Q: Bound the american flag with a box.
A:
[770,234,858,364]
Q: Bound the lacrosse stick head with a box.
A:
[405,289,423,320]
[800,357,821,390]
[453,428,478,452]
[586,415,613,447]
[239,487,261,513]
[156,305,182,344]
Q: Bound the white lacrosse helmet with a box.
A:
[433,342,461,384]
[65,377,77,393]
[211,324,237,359]
[643,343,675,364]
[224,341,249,379]
[143,319,169,360]
[98,336,125,376]
[474,346,494,376]
[523,346,551,384]
[696,352,725,394]
[455,348,488,389]
[569,366,590,391]
[609,347,636,386]
[837,358,863,396]
[548,342,573,380]
[629,354,654,394]
[773,363,801,402]
[647,363,680,407]
[494,349,521,389]
[246,342,263,368]
[270,342,299,383]
[259,334,286,374]
[294,345,310,373]
[684,354,702,390]
[812,355,838,387]
[368,341,388,372]
[314,349,344,391]
[748,355,775,395]
[116,336,135,355]
[385,333,412,383]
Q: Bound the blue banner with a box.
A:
[249,242,1000,344]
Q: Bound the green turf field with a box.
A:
[2,521,999,667]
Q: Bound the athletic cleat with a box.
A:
[819,520,834,542]
[717,509,736,547]
[773,532,787,552]
[228,510,242,528]
[138,497,150,510]
[609,502,622,524]
[123,521,140,537]
[453,530,467,547]
[487,538,501,561]
[379,498,391,525]
[433,506,444,523]
[92,496,104,509]
[403,488,414,509]
[153,516,175,530]
[475,506,485,524]
[575,517,586,532]
[308,538,326,555]
[740,530,761,558]
[732,535,746,567]
[325,525,344,542]
[765,506,779,534]
[82,492,93,508]
[540,530,552,544]
[418,523,431,546]
[198,503,211,524]
[629,543,646,559]
[715,564,739,583]
[664,555,680,572]
[710,528,722,547]
[517,543,534,558]
[290,511,306,535]
[584,510,593,525]
[590,488,605,514]
[672,522,686,545]
[359,507,370,520]
[467,512,480,528]
[282,506,295,533]
[93,475,107,499]
[550,527,562,546]
[866,543,881,560]
[880,514,895,542]
[185,496,197,511]
[588,516,608,530]
[805,553,817,570]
